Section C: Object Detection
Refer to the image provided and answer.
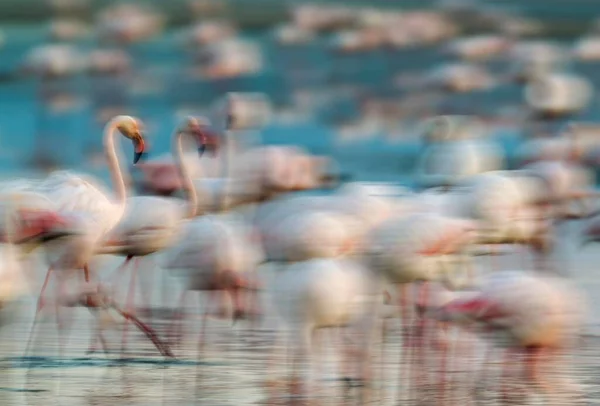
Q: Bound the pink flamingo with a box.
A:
[434,270,585,404]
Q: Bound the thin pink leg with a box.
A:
[437,321,450,406]
[110,255,133,300]
[170,290,189,352]
[120,257,139,356]
[138,256,154,320]
[54,277,73,396]
[414,282,430,382]
[474,340,494,395]
[37,267,53,312]
[397,284,412,403]
[500,347,519,403]
[87,312,109,357]
[379,313,387,403]
[55,279,73,360]
[24,267,53,357]
[194,292,212,398]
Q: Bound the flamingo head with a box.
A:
[181,116,220,156]
[114,115,146,164]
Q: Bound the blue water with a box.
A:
[0,24,596,186]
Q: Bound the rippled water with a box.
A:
[0,240,597,405]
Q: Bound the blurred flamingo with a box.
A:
[434,270,585,404]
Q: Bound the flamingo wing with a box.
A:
[36,171,121,237]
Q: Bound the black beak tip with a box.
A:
[197,145,206,157]
[133,151,147,164]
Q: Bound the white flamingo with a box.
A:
[414,116,505,190]
[162,212,264,360]
[254,182,415,263]
[269,258,380,403]
[364,211,478,402]
[0,192,85,398]
[25,115,161,357]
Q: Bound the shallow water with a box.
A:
[0,236,599,405]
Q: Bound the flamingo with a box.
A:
[433,270,585,404]
[0,193,83,399]
[25,115,173,358]
[269,258,380,403]
[364,211,478,403]
[95,3,164,45]
[92,116,220,354]
[414,115,505,190]
[162,213,264,360]
[254,181,415,264]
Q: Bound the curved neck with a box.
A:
[217,130,232,212]
[173,130,199,218]
[103,120,129,206]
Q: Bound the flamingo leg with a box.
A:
[109,255,133,299]
[24,267,54,358]
[83,264,91,282]
[525,346,559,405]
[37,267,53,312]
[113,306,174,358]
[437,321,450,406]
[500,347,521,403]
[311,329,322,399]
[473,339,494,396]
[289,329,310,405]
[87,310,110,357]
[379,311,387,403]
[120,257,139,356]
[414,282,430,386]
[170,289,189,352]
[194,292,213,402]
[397,284,412,403]
[138,256,154,323]
[54,278,74,396]
[55,278,74,359]
[247,271,262,336]
[82,266,102,355]
[265,328,283,402]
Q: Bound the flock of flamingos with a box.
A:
[1,92,600,405]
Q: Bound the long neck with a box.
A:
[103,121,129,206]
[173,130,198,218]
[217,129,233,212]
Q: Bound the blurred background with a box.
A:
[3,2,600,404]
[2,0,600,187]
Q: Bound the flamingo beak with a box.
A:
[192,127,219,157]
[133,137,146,164]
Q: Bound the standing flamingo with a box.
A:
[433,270,585,404]
[270,257,379,403]
[364,211,478,403]
[164,214,263,334]
[25,115,173,358]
